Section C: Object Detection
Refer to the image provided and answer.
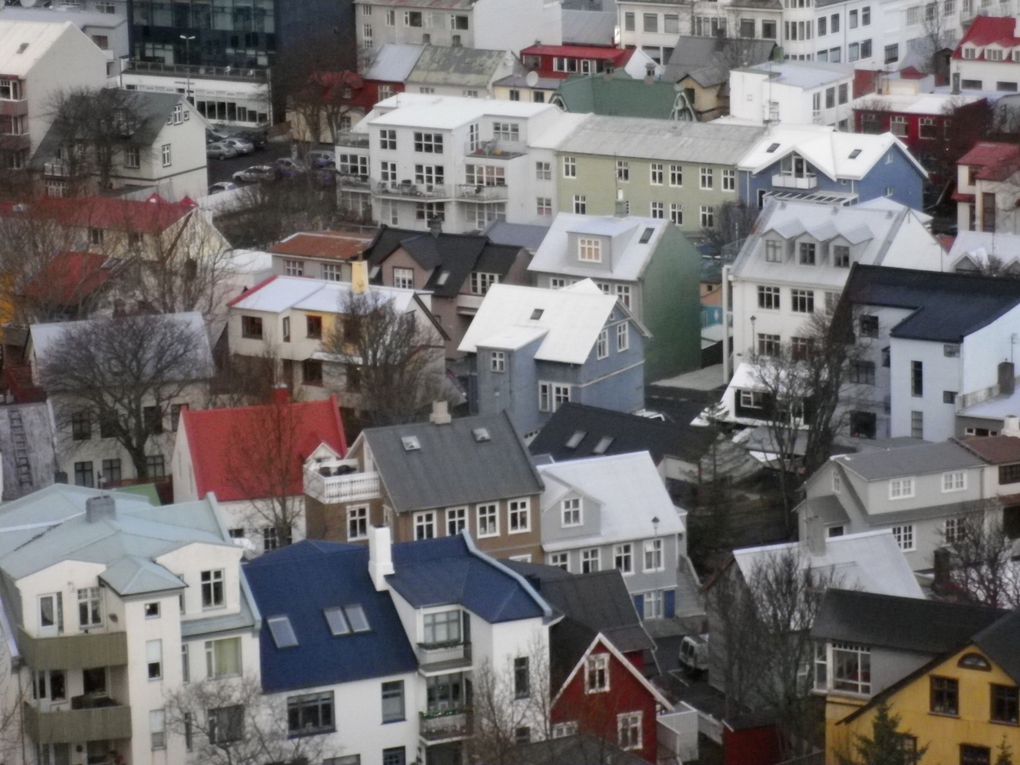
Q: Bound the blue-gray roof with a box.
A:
[243,541,417,694]
[389,535,550,623]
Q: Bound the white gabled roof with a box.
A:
[230,275,419,315]
[458,279,633,364]
[738,124,927,180]
[364,93,555,130]
[0,19,79,76]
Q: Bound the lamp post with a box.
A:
[180,35,196,103]
[750,314,757,358]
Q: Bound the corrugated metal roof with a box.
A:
[362,43,425,82]
[834,440,984,480]
[407,46,512,88]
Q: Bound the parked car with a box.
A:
[274,157,306,176]
[206,128,231,144]
[234,130,268,150]
[208,181,238,194]
[305,149,336,168]
[232,164,277,183]
[222,136,255,155]
[679,634,709,675]
[207,141,239,160]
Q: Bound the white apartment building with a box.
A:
[0,485,259,765]
[728,59,855,128]
[353,0,563,51]
[0,2,128,74]
[336,93,584,233]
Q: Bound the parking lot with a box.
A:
[206,140,293,186]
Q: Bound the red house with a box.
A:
[521,44,639,79]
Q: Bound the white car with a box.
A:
[208,181,238,194]
[207,141,238,160]
[222,136,255,155]
[232,165,277,183]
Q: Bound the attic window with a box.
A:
[766,142,781,153]
[472,427,491,443]
[566,430,586,449]
[324,607,350,636]
[436,270,450,286]
[344,604,370,633]
[401,435,421,451]
[639,227,654,244]
[267,615,298,648]
[592,436,615,454]
[530,308,544,320]
[369,265,381,280]
[848,149,862,159]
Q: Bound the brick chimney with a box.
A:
[802,512,826,556]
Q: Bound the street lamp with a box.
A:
[180,35,196,104]
[750,314,757,357]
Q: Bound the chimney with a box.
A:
[351,259,369,295]
[614,188,628,217]
[803,513,826,556]
[86,495,116,523]
[999,361,1015,396]
[428,216,443,237]
[932,547,952,594]
[1004,415,1020,438]
[272,383,290,406]
[368,525,394,591]
[430,400,452,425]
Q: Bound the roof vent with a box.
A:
[566,430,586,449]
[16,43,28,54]
[401,435,421,451]
[472,427,491,442]
[267,615,298,648]
[530,308,544,320]
[85,495,116,523]
[848,148,862,159]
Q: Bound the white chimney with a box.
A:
[368,525,394,591]
[1003,415,1020,438]
[803,513,826,556]
[430,400,452,425]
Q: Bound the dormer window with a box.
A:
[963,46,976,59]
[987,48,1004,61]
[799,242,817,265]
[765,240,782,262]
[833,244,851,267]
[578,237,602,263]
[780,153,814,180]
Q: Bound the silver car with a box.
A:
[207,141,238,160]
[222,136,255,155]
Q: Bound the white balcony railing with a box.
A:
[771,173,818,190]
[304,466,381,504]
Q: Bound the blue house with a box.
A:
[737,125,927,210]
[458,279,650,436]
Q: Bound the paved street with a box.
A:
[206,140,293,186]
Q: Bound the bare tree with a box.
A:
[325,289,447,427]
[37,312,211,480]
[700,201,760,253]
[164,676,336,765]
[937,506,1020,609]
[915,2,951,78]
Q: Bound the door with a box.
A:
[37,594,61,637]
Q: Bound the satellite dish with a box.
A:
[525,70,539,88]
[21,0,39,8]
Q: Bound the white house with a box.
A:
[950,15,1020,94]
[728,60,855,129]
[0,2,128,73]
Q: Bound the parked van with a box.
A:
[678,634,709,675]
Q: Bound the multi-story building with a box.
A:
[954,141,1020,234]
[268,231,374,283]
[0,2,128,73]
[728,60,855,129]
[404,46,515,99]
[553,116,764,238]
[0,484,259,765]
[951,15,1020,93]
[303,405,547,561]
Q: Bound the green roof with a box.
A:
[115,483,161,505]
[555,76,681,119]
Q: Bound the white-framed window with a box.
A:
[469,271,500,295]
[537,197,552,216]
[578,237,602,262]
[618,711,643,750]
[888,478,915,500]
[722,168,736,191]
[644,590,663,619]
[539,381,571,413]
[393,267,414,290]
[536,161,552,180]
[699,167,713,189]
[563,156,576,178]
[508,499,530,533]
[348,505,368,540]
[150,709,166,750]
[942,471,966,492]
[201,569,225,609]
[700,205,714,228]
[550,552,569,570]
[160,143,171,167]
[573,195,587,214]
[447,507,467,536]
[614,543,633,574]
[765,240,782,262]
[669,202,683,225]
[650,162,664,185]
[493,121,520,142]
[792,289,815,313]
[284,259,304,276]
[553,721,579,738]
[414,511,437,540]
[829,641,871,694]
[643,539,664,571]
[0,78,22,100]
[125,146,140,169]
[584,653,609,693]
[650,201,664,219]
[562,497,582,527]
[669,164,683,186]
[739,390,763,408]
[616,159,630,182]
[379,129,397,150]
[944,517,964,545]
[758,286,780,310]
[322,263,343,282]
[145,602,160,619]
[616,323,629,352]
[147,639,162,680]
[490,351,506,373]
[581,548,600,573]
[413,131,443,153]
[77,587,102,628]
[596,328,609,359]
[205,636,242,678]
[892,524,915,551]
[477,503,499,537]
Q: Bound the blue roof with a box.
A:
[243,541,417,693]
[389,535,549,623]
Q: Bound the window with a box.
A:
[763,19,777,38]
[470,271,500,295]
[592,328,609,360]
[930,676,958,715]
[644,539,664,571]
[414,511,436,540]
[618,711,643,750]
[537,197,552,216]
[799,243,817,265]
[669,203,683,225]
[74,461,94,488]
[758,286,781,310]
[539,382,571,412]
[962,746,992,765]
[205,637,241,678]
[578,237,601,262]
[833,245,851,267]
[585,654,609,693]
[818,16,828,34]
[488,350,507,373]
[383,748,406,765]
[562,497,582,527]
[992,684,1019,724]
[832,641,871,694]
[699,167,713,189]
[284,691,335,737]
[147,639,162,680]
[201,569,225,609]
[758,333,781,357]
[624,11,635,30]
[945,517,964,545]
[669,164,683,187]
[549,552,569,570]
[424,609,462,645]
[942,471,966,492]
[514,657,530,699]
[911,360,923,397]
[125,146,140,169]
[536,161,552,180]
[892,524,916,551]
[614,543,633,574]
[144,405,164,435]
[477,503,498,537]
[792,289,814,313]
[379,129,396,150]
[581,548,600,573]
[381,681,404,723]
[859,315,878,338]
[161,143,171,167]
[1000,464,1020,484]
[700,205,714,229]
[241,315,263,339]
[791,337,813,361]
[150,709,166,750]
[849,361,875,385]
[765,240,782,262]
[447,507,467,536]
[392,267,414,290]
[71,411,91,441]
[650,201,664,220]
[889,479,915,500]
[451,13,469,29]
[563,156,576,178]
[0,79,22,101]
[573,195,587,214]
[643,12,658,31]
[78,588,101,628]
[616,160,630,182]
[413,132,443,153]
[644,589,664,619]
[647,162,664,185]
[348,506,368,540]
[722,168,736,191]
[145,602,160,619]
[322,263,342,282]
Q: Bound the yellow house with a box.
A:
[830,610,1020,765]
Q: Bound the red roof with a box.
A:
[521,44,632,64]
[182,393,348,502]
[958,141,1020,169]
[271,232,371,261]
[21,251,112,305]
[899,66,927,79]
[0,194,197,234]
[953,16,1020,59]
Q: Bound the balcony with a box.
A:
[24,697,131,743]
[304,465,381,504]
[123,59,269,83]
[454,184,508,202]
[772,172,818,190]
[0,98,28,118]
[463,139,526,159]
[336,131,370,148]
[420,708,472,742]
[18,627,127,671]
[372,179,451,199]
[43,161,71,178]
[455,293,484,316]
[337,173,371,190]
[418,640,472,673]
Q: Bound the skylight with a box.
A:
[848,149,862,159]
[267,615,298,648]
[530,308,544,320]
[593,436,615,454]
[472,427,491,443]
[639,227,654,244]
[566,430,586,449]
[401,435,421,451]
[344,604,370,633]
[437,271,450,285]
[766,142,781,153]
[324,606,351,636]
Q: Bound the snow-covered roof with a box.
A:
[362,43,425,82]
[539,452,685,551]
[736,59,854,90]
[364,93,555,130]
[852,90,986,116]
[738,124,927,180]
[947,230,1020,271]
[229,275,419,315]
[458,279,637,364]
[0,19,79,77]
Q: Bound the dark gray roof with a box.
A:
[834,440,984,480]
[663,36,777,86]
[812,589,1007,654]
[483,221,550,253]
[363,411,544,512]
[973,609,1020,683]
[844,264,1020,343]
